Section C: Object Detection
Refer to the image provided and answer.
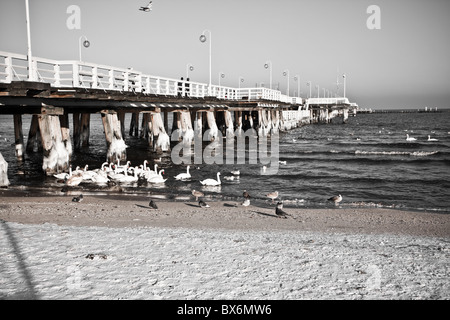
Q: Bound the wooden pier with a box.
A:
[0,51,357,175]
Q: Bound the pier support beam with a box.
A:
[234,111,243,136]
[101,111,127,163]
[26,115,42,153]
[205,110,219,141]
[38,112,70,175]
[0,152,9,187]
[224,110,234,138]
[13,114,25,161]
[151,110,170,152]
[343,109,349,123]
[59,113,73,158]
[73,113,90,149]
[129,112,139,137]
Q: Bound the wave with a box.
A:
[354,150,439,157]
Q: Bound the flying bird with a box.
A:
[199,200,210,208]
[72,194,83,202]
[149,200,158,209]
[328,194,343,206]
[139,1,153,12]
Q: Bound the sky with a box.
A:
[1,0,449,109]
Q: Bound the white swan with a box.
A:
[428,135,438,141]
[148,169,167,184]
[200,172,221,186]
[116,167,139,184]
[406,134,417,141]
[65,166,83,186]
[174,165,191,180]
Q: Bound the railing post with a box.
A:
[72,62,79,87]
[156,78,161,95]
[108,69,114,90]
[123,70,129,92]
[5,56,13,82]
[92,66,98,89]
[53,64,61,87]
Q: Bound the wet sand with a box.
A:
[0,192,449,300]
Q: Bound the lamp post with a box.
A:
[219,72,225,86]
[186,63,194,79]
[306,81,312,98]
[25,0,35,81]
[283,69,290,96]
[78,35,90,62]
[199,30,212,94]
[294,75,300,98]
[316,84,319,98]
[343,74,347,98]
[264,60,272,89]
[239,76,244,89]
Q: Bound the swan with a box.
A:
[428,135,438,141]
[406,134,417,141]
[148,169,167,184]
[116,167,139,184]
[230,170,240,176]
[65,167,83,187]
[174,165,191,180]
[200,172,221,186]
[53,171,69,180]
[144,164,159,180]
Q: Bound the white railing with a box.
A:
[306,97,350,105]
[0,50,304,105]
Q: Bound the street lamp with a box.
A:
[264,60,272,89]
[79,35,90,62]
[306,81,312,98]
[199,29,212,94]
[219,72,225,86]
[25,0,35,81]
[343,74,347,98]
[186,63,194,79]
[283,69,290,96]
[239,76,244,89]
[294,75,300,98]
[316,84,320,98]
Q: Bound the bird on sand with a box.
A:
[149,200,158,209]
[243,190,251,199]
[275,202,288,218]
[192,190,204,201]
[328,194,343,205]
[266,191,279,204]
[199,200,210,208]
[72,194,83,202]
[241,198,250,207]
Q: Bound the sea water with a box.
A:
[0,110,449,213]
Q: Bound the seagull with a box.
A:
[192,190,204,201]
[139,1,153,12]
[266,191,279,204]
[241,198,250,207]
[243,190,251,199]
[72,194,83,202]
[406,134,417,141]
[199,200,210,208]
[231,170,240,176]
[328,194,343,206]
[149,200,158,209]
[278,161,287,165]
[275,204,288,218]
[427,135,438,142]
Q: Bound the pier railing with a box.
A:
[0,51,302,105]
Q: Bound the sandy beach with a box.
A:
[0,192,449,300]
